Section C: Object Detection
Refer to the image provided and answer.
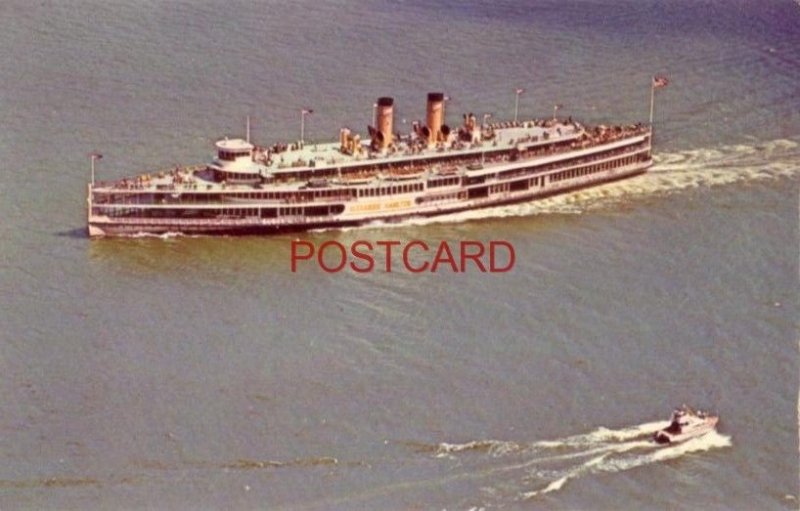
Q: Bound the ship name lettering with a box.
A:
[350,200,412,213]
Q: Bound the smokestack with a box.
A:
[340,127,350,151]
[376,97,394,149]
[426,92,445,145]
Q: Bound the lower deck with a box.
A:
[88,153,650,237]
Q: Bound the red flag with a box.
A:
[89,152,103,160]
[652,76,669,89]
[515,88,525,94]
[302,108,313,115]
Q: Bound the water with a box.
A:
[0,1,798,509]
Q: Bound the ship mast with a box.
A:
[89,152,102,185]
[513,88,524,123]
[649,75,669,125]
[300,108,313,145]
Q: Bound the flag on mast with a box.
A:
[302,108,314,115]
[89,152,103,160]
[515,88,525,94]
[652,76,669,89]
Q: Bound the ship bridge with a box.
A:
[211,138,261,183]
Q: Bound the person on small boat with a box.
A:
[664,409,685,434]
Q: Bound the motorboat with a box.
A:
[653,406,719,444]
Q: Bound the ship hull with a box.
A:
[88,165,648,237]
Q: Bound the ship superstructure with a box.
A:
[87,92,652,237]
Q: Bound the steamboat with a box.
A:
[87,92,654,237]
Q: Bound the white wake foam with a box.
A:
[521,431,732,500]
[127,231,188,240]
[428,417,732,506]
[319,138,799,234]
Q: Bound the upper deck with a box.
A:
[89,91,650,196]
[91,119,648,195]
[265,119,582,174]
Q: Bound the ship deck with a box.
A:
[90,119,647,195]
[268,120,581,174]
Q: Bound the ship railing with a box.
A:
[93,215,337,227]
[89,192,359,208]
[89,164,208,190]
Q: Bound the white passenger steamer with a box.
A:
[87,92,653,237]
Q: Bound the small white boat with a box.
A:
[653,406,719,444]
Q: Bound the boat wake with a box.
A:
[321,137,799,234]
[420,418,731,506]
[127,231,190,240]
[519,430,731,500]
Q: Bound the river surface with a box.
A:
[0,1,798,509]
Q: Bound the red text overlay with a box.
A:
[290,240,515,273]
